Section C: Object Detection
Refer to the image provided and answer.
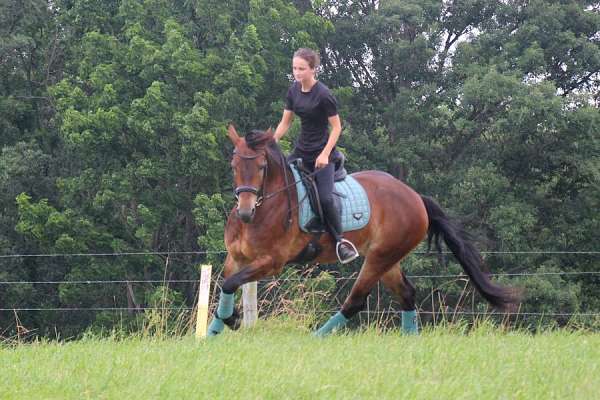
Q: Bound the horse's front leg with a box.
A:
[207,254,275,336]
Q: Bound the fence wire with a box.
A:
[1,270,600,286]
[1,307,599,318]
[1,250,599,259]
[1,250,598,317]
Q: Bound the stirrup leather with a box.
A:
[336,239,359,264]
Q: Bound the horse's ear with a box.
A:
[265,127,274,139]
[227,124,240,145]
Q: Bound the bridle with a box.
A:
[232,150,268,207]
[232,147,320,229]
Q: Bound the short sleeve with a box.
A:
[284,85,294,111]
[321,90,338,117]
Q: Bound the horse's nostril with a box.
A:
[237,208,254,223]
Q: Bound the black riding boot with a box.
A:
[322,199,359,264]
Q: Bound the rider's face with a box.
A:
[292,57,315,83]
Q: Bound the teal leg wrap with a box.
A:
[217,290,234,319]
[207,317,225,336]
[401,310,419,335]
[206,291,235,337]
[314,311,349,338]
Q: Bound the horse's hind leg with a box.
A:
[380,265,419,334]
[380,265,416,310]
[314,256,393,337]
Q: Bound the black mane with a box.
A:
[244,129,271,149]
[245,129,285,167]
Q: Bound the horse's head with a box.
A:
[227,124,275,223]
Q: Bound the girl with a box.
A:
[274,48,359,264]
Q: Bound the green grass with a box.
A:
[1,320,599,399]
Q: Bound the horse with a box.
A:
[207,125,522,337]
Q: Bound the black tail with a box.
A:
[420,195,522,310]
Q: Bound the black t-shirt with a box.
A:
[285,81,338,163]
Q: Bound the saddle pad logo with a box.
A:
[353,213,363,220]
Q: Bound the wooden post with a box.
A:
[242,281,258,328]
[195,264,212,339]
[125,281,140,313]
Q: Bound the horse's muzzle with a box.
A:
[237,206,256,223]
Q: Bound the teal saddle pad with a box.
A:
[289,164,371,233]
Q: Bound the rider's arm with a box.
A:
[274,109,294,142]
[321,114,342,158]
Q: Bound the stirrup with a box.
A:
[336,239,359,264]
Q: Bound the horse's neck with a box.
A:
[259,158,295,221]
[265,161,291,200]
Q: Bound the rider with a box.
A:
[273,48,359,264]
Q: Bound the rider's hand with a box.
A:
[315,152,329,169]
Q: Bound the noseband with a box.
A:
[233,150,267,207]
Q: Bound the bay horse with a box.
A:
[207,125,521,337]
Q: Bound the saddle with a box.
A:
[288,151,347,234]
[288,153,371,234]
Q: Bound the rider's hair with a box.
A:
[293,48,320,70]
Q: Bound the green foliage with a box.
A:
[193,193,227,265]
[0,0,598,338]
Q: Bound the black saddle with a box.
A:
[288,151,347,233]
[332,151,348,182]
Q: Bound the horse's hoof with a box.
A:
[222,308,241,331]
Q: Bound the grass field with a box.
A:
[1,320,599,399]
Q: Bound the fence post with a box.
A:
[195,264,212,339]
[242,281,258,328]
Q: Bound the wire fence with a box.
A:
[1,250,599,318]
[1,307,599,318]
[1,250,599,259]
[1,270,600,286]
[3,269,600,286]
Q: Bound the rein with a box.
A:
[262,162,318,201]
